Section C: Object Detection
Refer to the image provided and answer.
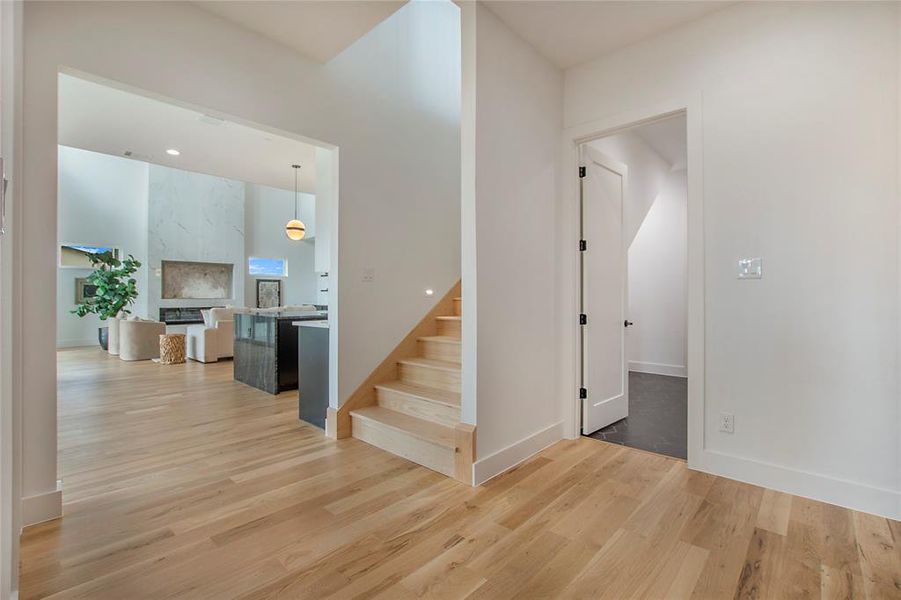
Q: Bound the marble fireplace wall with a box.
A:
[148,164,245,321]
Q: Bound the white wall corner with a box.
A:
[473,421,564,485]
[21,480,62,527]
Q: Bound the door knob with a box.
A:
[624,320,633,327]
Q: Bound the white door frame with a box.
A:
[559,94,704,468]
[0,2,22,598]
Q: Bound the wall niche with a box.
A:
[161,260,234,299]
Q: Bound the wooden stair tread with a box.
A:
[375,381,461,407]
[350,406,454,448]
[418,335,461,345]
[434,315,461,321]
[397,357,461,372]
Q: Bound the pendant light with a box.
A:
[285,164,306,241]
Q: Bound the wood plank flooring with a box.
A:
[20,347,901,598]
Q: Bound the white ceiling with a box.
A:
[58,74,318,193]
[193,0,406,64]
[634,114,687,170]
[483,1,734,68]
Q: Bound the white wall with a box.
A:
[627,169,687,377]
[244,183,318,307]
[23,0,460,522]
[466,4,564,483]
[564,1,900,516]
[590,131,671,245]
[589,131,688,377]
[57,146,149,347]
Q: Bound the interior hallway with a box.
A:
[19,348,901,598]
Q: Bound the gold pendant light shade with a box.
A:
[285,163,305,241]
[285,219,306,241]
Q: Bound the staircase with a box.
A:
[350,297,463,477]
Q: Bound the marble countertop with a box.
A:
[292,320,329,329]
[236,311,327,320]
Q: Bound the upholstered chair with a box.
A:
[118,318,166,361]
[186,307,235,363]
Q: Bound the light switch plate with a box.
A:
[737,257,762,279]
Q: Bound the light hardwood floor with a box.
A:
[20,347,901,599]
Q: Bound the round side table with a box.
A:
[159,333,187,365]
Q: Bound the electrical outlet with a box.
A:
[362,268,375,283]
[719,412,734,434]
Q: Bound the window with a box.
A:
[248,256,287,277]
[59,244,120,269]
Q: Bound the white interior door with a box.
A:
[581,146,628,435]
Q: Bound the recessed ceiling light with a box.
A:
[166,148,180,156]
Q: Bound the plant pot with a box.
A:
[98,326,109,351]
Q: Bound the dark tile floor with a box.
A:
[586,371,687,459]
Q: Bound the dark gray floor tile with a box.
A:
[585,371,687,460]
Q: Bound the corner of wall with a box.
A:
[473,421,564,485]
[20,480,62,527]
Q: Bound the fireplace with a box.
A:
[158,307,220,325]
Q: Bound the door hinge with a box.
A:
[579,166,586,178]
[579,313,587,325]
[579,387,587,399]
[579,239,587,252]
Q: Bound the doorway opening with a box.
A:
[579,113,688,460]
[53,70,339,509]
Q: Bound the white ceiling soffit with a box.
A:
[483,0,735,69]
[193,0,407,64]
[58,74,318,193]
[633,115,687,170]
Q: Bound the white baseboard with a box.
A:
[21,481,62,526]
[628,360,686,378]
[473,421,564,485]
[695,449,901,520]
[57,339,97,349]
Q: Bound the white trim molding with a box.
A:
[21,480,62,527]
[696,450,901,521]
[473,421,564,485]
[628,361,686,378]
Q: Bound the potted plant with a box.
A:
[71,251,142,350]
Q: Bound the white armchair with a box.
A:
[186,307,235,363]
[119,318,166,361]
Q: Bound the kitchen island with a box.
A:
[233,310,326,394]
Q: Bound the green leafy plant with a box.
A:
[71,251,142,320]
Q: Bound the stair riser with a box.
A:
[351,415,454,476]
[453,298,462,317]
[436,319,461,338]
[418,339,461,363]
[399,363,461,393]
[376,388,460,427]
